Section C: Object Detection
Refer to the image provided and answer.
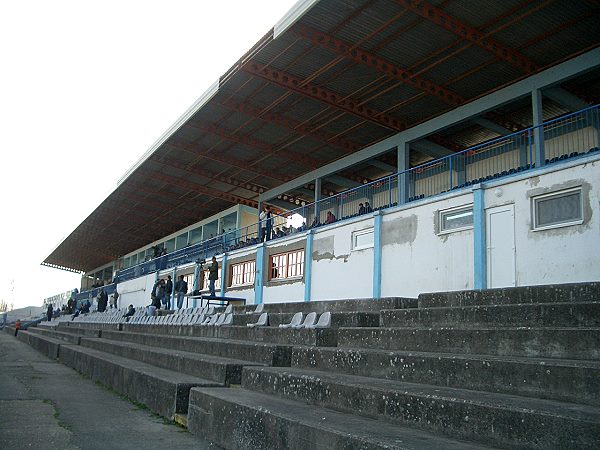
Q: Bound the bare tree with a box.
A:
[0,299,13,312]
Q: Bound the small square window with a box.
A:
[439,205,473,233]
[533,188,582,230]
[352,228,374,250]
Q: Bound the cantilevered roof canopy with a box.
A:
[44,0,600,272]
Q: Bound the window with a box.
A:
[176,232,188,250]
[230,261,256,287]
[439,205,473,233]
[352,228,374,250]
[189,227,203,244]
[201,268,221,291]
[270,250,305,281]
[533,188,582,230]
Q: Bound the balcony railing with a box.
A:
[109,104,599,286]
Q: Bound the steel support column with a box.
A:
[532,89,545,167]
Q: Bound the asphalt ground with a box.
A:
[0,331,220,449]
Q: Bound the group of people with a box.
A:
[148,274,189,315]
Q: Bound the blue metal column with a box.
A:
[372,211,383,298]
[192,263,201,308]
[170,267,177,309]
[473,186,486,290]
[304,230,313,302]
[532,89,545,167]
[220,254,228,298]
[397,141,410,204]
[314,178,322,224]
[254,243,265,304]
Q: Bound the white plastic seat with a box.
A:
[279,312,303,329]
[247,312,268,328]
[221,313,233,326]
[213,314,226,326]
[292,312,316,329]
[307,311,331,329]
[246,303,264,315]
[207,313,221,326]
[224,304,233,314]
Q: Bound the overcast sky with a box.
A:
[0,0,299,310]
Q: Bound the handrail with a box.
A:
[106,103,599,289]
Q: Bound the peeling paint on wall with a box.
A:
[312,236,335,261]
[381,215,418,246]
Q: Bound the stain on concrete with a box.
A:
[527,176,540,187]
[312,236,335,261]
[381,215,418,246]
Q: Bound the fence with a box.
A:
[105,105,599,288]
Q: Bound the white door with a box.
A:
[486,204,516,288]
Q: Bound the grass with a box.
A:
[42,398,72,431]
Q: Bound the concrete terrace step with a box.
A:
[242,366,600,449]
[123,323,339,346]
[418,282,600,308]
[79,337,264,385]
[187,386,486,450]
[58,344,221,419]
[237,296,417,315]
[16,330,62,359]
[291,346,600,406]
[99,329,292,366]
[338,327,600,359]
[27,326,86,344]
[53,323,105,336]
[232,311,379,327]
[381,301,600,328]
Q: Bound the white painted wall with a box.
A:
[484,158,600,286]
[117,273,155,309]
[311,220,374,301]
[381,192,474,298]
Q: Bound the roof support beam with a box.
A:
[151,156,265,195]
[221,99,361,154]
[147,171,259,208]
[411,140,453,158]
[368,160,397,173]
[394,0,538,74]
[295,24,464,106]
[189,122,320,170]
[472,117,512,135]
[166,140,288,182]
[242,60,406,131]
[544,87,590,111]
[260,47,600,202]
[325,175,363,189]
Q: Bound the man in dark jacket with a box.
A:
[165,275,173,310]
[208,256,219,297]
[175,275,188,309]
[46,304,53,322]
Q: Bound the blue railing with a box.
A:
[106,104,599,288]
[73,283,117,303]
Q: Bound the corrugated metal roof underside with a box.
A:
[44,0,600,272]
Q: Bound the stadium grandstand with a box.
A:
[23,0,600,447]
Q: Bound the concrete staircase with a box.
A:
[7,283,599,448]
[187,283,600,449]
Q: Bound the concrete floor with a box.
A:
[0,331,220,450]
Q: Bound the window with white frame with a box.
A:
[270,249,305,281]
[230,260,256,287]
[352,228,374,250]
[439,205,474,233]
[533,187,583,230]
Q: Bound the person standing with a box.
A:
[175,275,188,309]
[165,275,173,310]
[265,206,273,242]
[259,205,268,241]
[46,304,53,322]
[208,256,219,297]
